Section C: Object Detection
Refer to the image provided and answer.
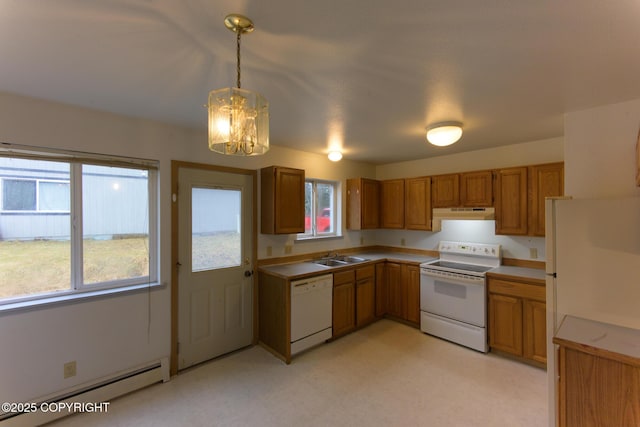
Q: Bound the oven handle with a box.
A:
[420,269,485,286]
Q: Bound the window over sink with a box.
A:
[299,178,339,239]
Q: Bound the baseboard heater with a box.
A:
[0,357,170,426]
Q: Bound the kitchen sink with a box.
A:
[311,259,348,266]
[335,255,368,263]
[310,256,369,266]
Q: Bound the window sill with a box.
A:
[295,234,343,243]
[0,282,165,315]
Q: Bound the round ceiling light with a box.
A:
[426,122,463,147]
[328,151,343,162]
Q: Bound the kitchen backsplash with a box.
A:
[259,219,545,262]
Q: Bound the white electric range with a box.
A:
[419,241,501,352]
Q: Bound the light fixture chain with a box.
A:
[236,31,241,89]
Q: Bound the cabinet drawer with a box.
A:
[334,270,355,286]
[488,278,545,301]
[356,265,374,281]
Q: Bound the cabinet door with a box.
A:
[523,299,547,364]
[346,178,380,230]
[460,170,493,207]
[380,179,405,229]
[488,293,523,356]
[431,174,460,208]
[386,262,403,318]
[356,277,376,326]
[362,179,381,229]
[528,162,564,236]
[402,264,421,324]
[261,166,305,234]
[494,167,528,235]
[375,263,387,316]
[405,176,432,230]
[332,282,355,338]
[559,346,640,427]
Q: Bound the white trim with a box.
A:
[0,282,165,314]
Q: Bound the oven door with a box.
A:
[420,269,486,327]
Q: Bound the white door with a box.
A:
[177,167,253,370]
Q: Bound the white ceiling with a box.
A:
[2,0,640,164]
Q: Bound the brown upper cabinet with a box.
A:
[431,174,460,207]
[460,170,493,207]
[404,176,432,231]
[346,178,380,230]
[261,166,305,234]
[494,167,528,235]
[380,179,405,229]
[432,171,492,207]
[528,162,564,236]
[347,161,562,235]
[494,162,564,236]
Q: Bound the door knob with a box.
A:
[244,270,254,277]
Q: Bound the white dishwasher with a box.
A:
[290,274,333,355]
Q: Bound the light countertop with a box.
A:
[554,315,640,363]
[487,265,546,284]
[258,252,437,280]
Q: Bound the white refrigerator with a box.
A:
[544,196,640,426]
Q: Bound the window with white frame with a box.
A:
[301,178,338,238]
[2,178,70,212]
[0,149,158,305]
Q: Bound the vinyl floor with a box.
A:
[49,319,547,427]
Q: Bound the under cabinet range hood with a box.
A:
[432,207,495,231]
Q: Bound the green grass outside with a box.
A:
[0,238,149,299]
[0,232,240,300]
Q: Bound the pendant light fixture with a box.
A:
[208,14,269,156]
[426,121,463,147]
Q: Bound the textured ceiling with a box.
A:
[2,0,640,164]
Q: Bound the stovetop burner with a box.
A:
[419,241,502,276]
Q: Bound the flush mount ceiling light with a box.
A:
[328,151,343,162]
[426,122,463,147]
[208,14,269,156]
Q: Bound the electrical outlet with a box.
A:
[530,247,538,259]
[401,238,406,246]
[360,237,364,245]
[266,246,272,256]
[284,245,292,254]
[63,361,76,379]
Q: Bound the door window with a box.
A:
[191,187,241,272]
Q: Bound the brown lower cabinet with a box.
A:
[332,270,356,338]
[356,265,376,326]
[487,274,546,365]
[332,265,376,338]
[375,263,388,316]
[382,261,420,326]
[554,319,640,427]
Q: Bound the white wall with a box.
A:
[0,91,375,404]
[375,221,546,261]
[564,98,640,198]
[558,98,640,327]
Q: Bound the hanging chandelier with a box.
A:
[208,14,269,156]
